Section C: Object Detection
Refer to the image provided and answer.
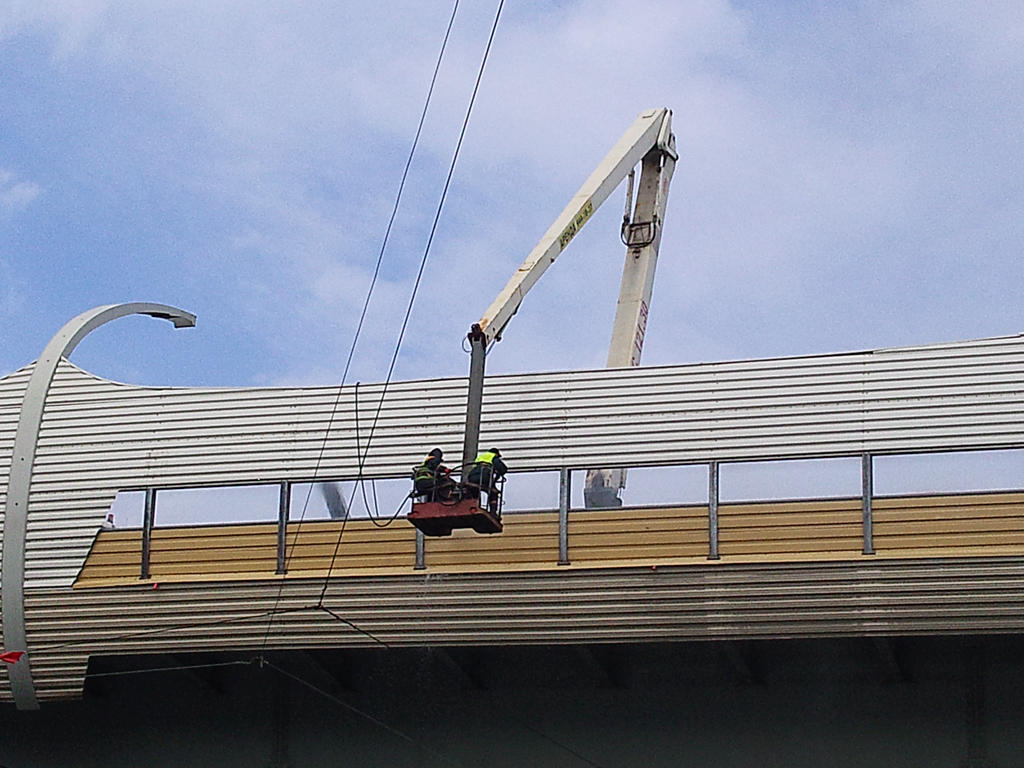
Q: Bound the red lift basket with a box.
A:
[407,497,503,537]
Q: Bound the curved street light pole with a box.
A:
[1,303,195,710]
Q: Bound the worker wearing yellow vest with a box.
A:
[412,448,456,502]
[466,448,508,513]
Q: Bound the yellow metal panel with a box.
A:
[719,499,862,558]
[874,492,1024,555]
[570,506,708,563]
[73,493,1024,590]
[426,513,559,569]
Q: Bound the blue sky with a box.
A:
[2,0,1022,391]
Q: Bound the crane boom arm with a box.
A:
[476,108,676,344]
[461,108,677,471]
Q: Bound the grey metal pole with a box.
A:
[862,453,875,555]
[2,302,194,710]
[708,461,720,560]
[141,487,156,580]
[558,468,571,566]
[415,529,426,570]
[461,325,487,473]
[277,481,290,575]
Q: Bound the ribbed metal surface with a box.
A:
[20,556,1024,700]
[72,492,1024,589]
[568,506,707,564]
[12,333,1024,590]
[719,499,863,557]
[875,493,1024,556]
[0,364,32,700]
[5,333,1024,701]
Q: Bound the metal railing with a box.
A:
[131,453,886,579]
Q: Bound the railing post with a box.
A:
[415,529,426,570]
[558,468,571,566]
[862,453,874,555]
[708,461,720,560]
[277,481,290,575]
[141,487,156,580]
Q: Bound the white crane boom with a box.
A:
[462,109,677,473]
[476,108,676,344]
[584,118,677,507]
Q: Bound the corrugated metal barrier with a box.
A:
[5,333,1024,702]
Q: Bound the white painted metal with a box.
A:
[1,304,194,709]
[586,115,677,507]
[18,556,1024,700]
[4,331,1024,702]
[475,108,673,343]
[0,331,1018,597]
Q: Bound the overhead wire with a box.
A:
[493,702,610,768]
[31,7,508,732]
[80,651,609,768]
[20,11,541,768]
[265,657,610,768]
[85,659,252,679]
[316,0,507,606]
[264,661,459,766]
[259,0,464,653]
[83,657,460,766]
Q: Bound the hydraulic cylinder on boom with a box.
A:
[408,108,677,536]
[462,109,676,467]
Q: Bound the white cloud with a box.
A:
[3,0,1023,387]
[0,170,41,211]
[0,0,110,56]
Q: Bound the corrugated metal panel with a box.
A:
[0,364,32,702]
[7,335,1024,701]
[874,493,1024,557]
[73,493,1024,587]
[424,512,559,571]
[719,499,863,557]
[568,506,708,564]
[19,556,1024,700]
[283,521,418,575]
[13,333,1024,590]
[150,524,277,580]
[74,529,143,585]
[74,521,421,587]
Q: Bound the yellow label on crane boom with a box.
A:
[557,199,594,250]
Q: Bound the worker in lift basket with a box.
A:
[413,448,456,502]
[466,448,508,514]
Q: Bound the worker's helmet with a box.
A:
[488,447,501,457]
[429,448,443,458]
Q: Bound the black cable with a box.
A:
[265,662,459,766]
[317,606,390,648]
[86,660,253,679]
[36,605,316,655]
[316,0,506,602]
[313,383,393,617]
[494,702,609,768]
[260,0,463,652]
[266,659,607,768]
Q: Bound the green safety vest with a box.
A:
[474,451,497,466]
[414,456,438,482]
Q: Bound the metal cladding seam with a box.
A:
[2,335,1024,700]
[16,557,1024,699]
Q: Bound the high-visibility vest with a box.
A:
[474,451,497,466]
[414,456,438,482]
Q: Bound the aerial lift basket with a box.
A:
[407,477,504,536]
